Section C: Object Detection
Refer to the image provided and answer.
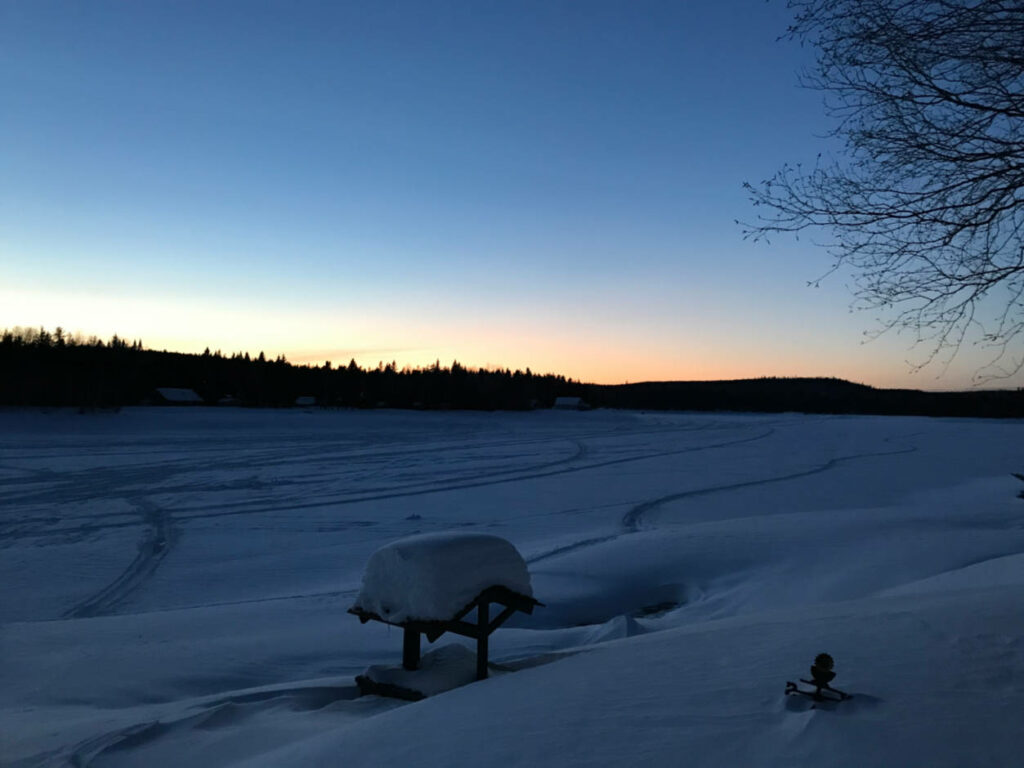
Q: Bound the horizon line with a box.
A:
[6,325,1021,394]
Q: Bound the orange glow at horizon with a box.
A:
[0,286,978,391]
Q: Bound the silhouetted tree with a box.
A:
[746,0,1024,379]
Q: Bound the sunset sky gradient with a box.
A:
[4,1,1018,389]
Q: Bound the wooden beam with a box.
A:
[423,626,446,643]
[450,601,477,623]
[477,601,489,681]
[403,626,420,671]
[453,620,481,639]
[407,618,487,641]
[477,585,543,614]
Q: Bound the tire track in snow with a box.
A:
[63,497,176,619]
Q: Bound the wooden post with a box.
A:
[476,601,489,680]
[403,626,420,671]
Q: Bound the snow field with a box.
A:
[1,407,1022,766]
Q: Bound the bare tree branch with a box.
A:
[745,0,1024,381]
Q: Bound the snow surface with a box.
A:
[2,407,1023,766]
[362,644,478,698]
[352,531,532,623]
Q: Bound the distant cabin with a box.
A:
[295,395,317,407]
[553,396,589,411]
[152,388,203,405]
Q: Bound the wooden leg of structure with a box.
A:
[477,602,489,680]
[403,626,420,671]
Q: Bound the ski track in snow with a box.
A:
[124,587,361,616]
[63,497,176,619]
[0,423,771,541]
[0,430,598,521]
[621,442,920,532]
[64,684,366,768]
[0,433,580,506]
[0,436,587,539]
[1,420,709,508]
[160,426,777,524]
[528,438,921,564]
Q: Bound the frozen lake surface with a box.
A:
[2,407,1023,766]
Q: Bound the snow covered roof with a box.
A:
[155,387,203,403]
[351,532,533,624]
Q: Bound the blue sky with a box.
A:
[2,1,1014,388]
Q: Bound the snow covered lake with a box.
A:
[2,407,1023,766]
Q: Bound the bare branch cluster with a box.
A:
[745,0,1024,380]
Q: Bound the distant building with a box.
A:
[553,396,589,410]
[295,395,317,407]
[152,388,203,405]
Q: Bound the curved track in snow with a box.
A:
[621,443,920,532]
[65,683,365,768]
[528,440,920,564]
[63,497,176,619]
[166,427,777,523]
[1,425,775,540]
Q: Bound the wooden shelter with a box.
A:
[348,532,542,698]
[350,584,541,684]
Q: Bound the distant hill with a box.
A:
[583,377,1024,418]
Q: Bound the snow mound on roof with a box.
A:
[351,532,532,623]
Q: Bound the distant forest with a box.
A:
[0,326,580,410]
[3,327,1023,417]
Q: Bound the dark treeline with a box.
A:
[4,327,1023,417]
[0,327,580,410]
[582,378,1024,419]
